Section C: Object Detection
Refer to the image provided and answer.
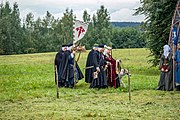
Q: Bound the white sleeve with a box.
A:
[70,53,74,58]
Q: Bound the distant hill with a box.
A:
[111,22,142,27]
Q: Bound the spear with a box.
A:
[127,68,131,101]
[55,65,59,98]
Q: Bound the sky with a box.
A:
[5,0,145,22]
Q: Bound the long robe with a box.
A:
[85,49,95,83]
[58,50,84,88]
[54,50,64,85]
[90,51,108,88]
[105,55,117,88]
[58,50,69,87]
[157,53,173,91]
[174,50,180,85]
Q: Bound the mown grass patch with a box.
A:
[0,48,179,120]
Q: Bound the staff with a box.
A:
[55,65,59,98]
[127,68,131,101]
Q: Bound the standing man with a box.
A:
[90,44,108,88]
[54,44,67,86]
[85,44,98,83]
[174,42,180,91]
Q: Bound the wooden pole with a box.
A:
[173,44,175,91]
[74,53,76,88]
[128,68,131,101]
[55,65,59,98]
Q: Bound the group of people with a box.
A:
[55,43,126,89]
[156,43,180,91]
[85,44,124,89]
[54,43,84,88]
[54,42,180,91]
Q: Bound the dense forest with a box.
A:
[0,1,146,55]
[111,22,142,28]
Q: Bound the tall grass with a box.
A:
[0,48,179,120]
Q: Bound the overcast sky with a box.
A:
[5,0,145,22]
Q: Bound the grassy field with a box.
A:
[0,48,179,120]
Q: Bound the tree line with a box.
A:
[0,1,146,55]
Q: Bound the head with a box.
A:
[67,43,73,51]
[93,47,98,51]
[61,44,68,52]
[163,44,170,58]
[98,44,105,52]
[93,43,98,51]
[105,46,112,55]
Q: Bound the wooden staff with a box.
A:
[127,68,131,101]
[172,43,175,91]
[55,65,59,98]
[74,53,76,88]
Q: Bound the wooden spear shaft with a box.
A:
[128,68,131,101]
[55,65,59,98]
[74,53,76,88]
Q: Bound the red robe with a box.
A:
[106,55,117,88]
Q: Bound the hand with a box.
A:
[96,67,100,72]
[72,50,76,55]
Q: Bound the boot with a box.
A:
[176,85,180,91]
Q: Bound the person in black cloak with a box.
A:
[85,44,98,83]
[90,44,108,88]
[54,44,68,86]
[58,43,84,88]
[156,44,173,91]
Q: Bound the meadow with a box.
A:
[0,48,179,120]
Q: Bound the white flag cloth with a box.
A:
[73,20,88,43]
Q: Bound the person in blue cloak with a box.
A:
[174,42,180,91]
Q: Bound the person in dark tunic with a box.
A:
[85,45,98,83]
[54,44,68,86]
[90,44,108,88]
[58,43,84,88]
[174,42,180,91]
[156,45,173,91]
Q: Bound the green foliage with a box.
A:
[135,0,177,66]
[0,1,146,55]
[112,27,146,48]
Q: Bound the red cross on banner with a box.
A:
[73,20,88,43]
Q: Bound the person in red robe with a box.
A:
[104,46,117,88]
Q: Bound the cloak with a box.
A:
[157,53,173,91]
[90,51,108,88]
[85,49,95,83]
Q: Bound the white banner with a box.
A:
[73,20,88,43]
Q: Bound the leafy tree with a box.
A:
[135,0,177,66]
[81,10,93,49]
[60,9,74,44]
[0,1,13,54]
[92,5,112,46]
[25,12,35,53]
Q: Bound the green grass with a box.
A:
[0,48,180,120]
